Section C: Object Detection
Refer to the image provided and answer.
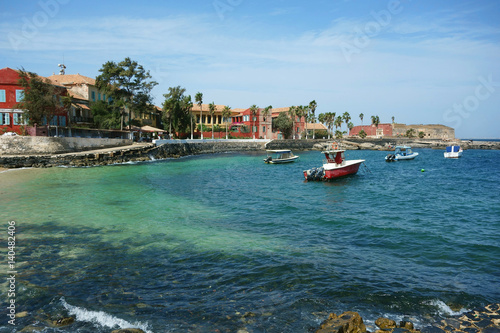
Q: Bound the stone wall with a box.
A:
[0,140,270,168]
[0,136,133,155]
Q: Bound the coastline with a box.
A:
[1,138,500,169]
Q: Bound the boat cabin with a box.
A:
[446,145,461,153]
[323,150,345,165]
[395,146,413,156]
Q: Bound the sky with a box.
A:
[1,0,499,138]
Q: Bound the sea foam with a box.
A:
[61,297,153,333]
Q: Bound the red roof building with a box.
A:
[0,67,69,135]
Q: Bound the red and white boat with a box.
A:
[303,145,365,181]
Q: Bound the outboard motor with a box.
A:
[264,156,272,163]
[386,154,395,162]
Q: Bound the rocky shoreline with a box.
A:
[315,303,500,333]
[17,303,499,332]
[0,138,499,169]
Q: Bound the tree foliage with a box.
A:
[13,69,68,126]
[273,111,293,139]
[90,100,122,129]
[162,86,192,136]
[95,58,158,129]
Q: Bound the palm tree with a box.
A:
[326,112,335,139]
[222,105,232,139]
[392,116,395,124]
[195,92,203,139]
[371,115,380,137]
[288,106,296,139]
[359,113,364,125]
[185,95,194,139]
[309,100,317,139]
[208,102,216,139]
[249,104,259,139]
[262,105,272,139]
[342,112,351,133]
[334,115,343,132]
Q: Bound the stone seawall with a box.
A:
[0,141,271,168]
[0,136,133,155]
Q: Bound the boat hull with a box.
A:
[395,153,418,160]
[265,156,299,164]
[323,160,364,179]
[444,151,462,158]
[303,160,364,181]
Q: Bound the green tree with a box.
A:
[359,129,367,139]
[325,112,336,139]
[334,115,343,132]
[406,128,416,138]
[309,100,317,139]
[262,105,272,139]
[13,69,67,127]
[273,111,293,139]
[359,113,364,125]
[90,100,122,129]
[288,106,297,139]
[392,116,395,124]
[249,104,259,139]
[195,92,203,139]
[418,131,425,138]
[208,102,216,139]
[95,57,158,131]
[342,112,351,132]
[348,121,354,135]
[162,86,192,138]
[371,115,380,128]
[222,105,232,139]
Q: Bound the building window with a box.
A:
[253,126,256,133]
[243,115,249,122]
[0,113,10,125]
[16,90,24,102]
[13,113,24,125]
[59,116,66,127]
[262,126,266,132]
[0,90,6,103]
[98,93,101,101]
[91,91,96,101]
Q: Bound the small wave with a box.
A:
[61,297,153,333]
[427,299,470,316]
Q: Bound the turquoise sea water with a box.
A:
[1,148,499,332]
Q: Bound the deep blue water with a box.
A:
[1,147,499,332]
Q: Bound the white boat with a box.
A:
[264,149,299,164]
[386,145,418,161]
[444,145,463,158]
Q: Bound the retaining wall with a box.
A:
[0,136,133,155]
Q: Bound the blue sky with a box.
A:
[1,0,499,138]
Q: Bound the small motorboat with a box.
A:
[444,145,463,158]
[303,144,365,181]
[385,145,418,161]
[264,150,299,164]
